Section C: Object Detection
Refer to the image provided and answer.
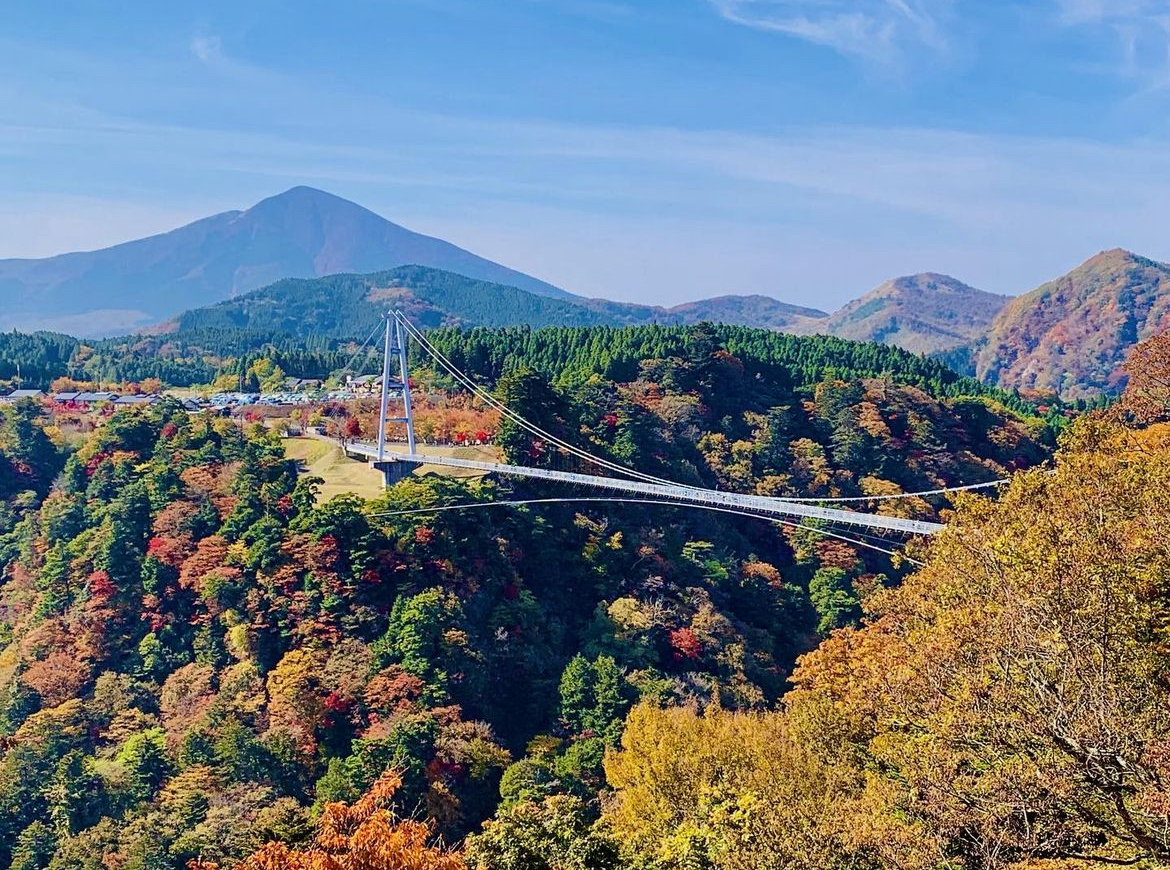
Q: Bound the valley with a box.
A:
[3,206,1170,869]
[1,310,1070,866]
[4,313,1169,868]
[8,4,1170,867]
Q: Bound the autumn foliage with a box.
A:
[604,414,1170,869]
[189,771,465,870]
[1117,331,1170,423]
[0,325,1102,870]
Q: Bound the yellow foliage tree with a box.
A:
[784,417,1170,868]
[603,704,858,870]
[604,416,1170,869]
[264,648,328,754]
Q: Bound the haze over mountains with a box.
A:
[3,186,1167,398]
[0,185,987,340]
[0,186,570,335]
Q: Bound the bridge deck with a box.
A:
[347,443,944,536]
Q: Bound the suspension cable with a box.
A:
[335,320,387,385]
[396,314,673,483]
[775,478,1009,503]
[371,496,925,565]
[395,313,686,488]
[394,313,1007,507]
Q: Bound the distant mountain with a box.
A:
[171,261,838,338]
[172,263,1022,368]
[975,249,1170,398]
[16,184,1170,399]
[0,187,570,336]
[0,183,1001,356]
[657,295,827,329]
[577,294,827,329]
[174,266,613,336]
[813,273,1009,355]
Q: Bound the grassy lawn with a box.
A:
[281,437,504,501]
[282,437,385,502]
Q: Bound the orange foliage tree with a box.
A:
[189,770,465,870]
[1118,332,1170,423]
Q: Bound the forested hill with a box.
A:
[815,273,1008,355]
[170,265,830,340]
[0,319,1079,426]
[0,319,1066,868]
[975,248,1170,398]
[420,322,1053,416]
[172,266,615,336]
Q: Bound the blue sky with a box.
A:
[4,0,1170,309]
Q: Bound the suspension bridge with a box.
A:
[338,311,1007,554]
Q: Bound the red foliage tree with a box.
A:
[86,569,117,600]
[669,627,702,663]
[22,649,91,707]
[189,771,465,870]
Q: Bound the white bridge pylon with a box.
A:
[359,310,951,536]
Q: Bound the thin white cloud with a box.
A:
[6,102,1170,279]
[190,34,222,65]
[1054,0,1170,87]
[5,24,1170,306]
[707,0,948,62]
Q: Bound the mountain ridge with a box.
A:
[7,187,1170,400]
[0,186,572,335]
[974,248,1170,398]
[812,272,1010,355]
[0,186,989,350]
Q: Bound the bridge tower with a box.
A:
[374,311,417,486]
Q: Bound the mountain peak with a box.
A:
[1091,246,1136,258]
[976,250,1170,398]
[256,185,360,207]
[1076,248,1150,272]
[882,272,1001,296]
[0,188,572,335]
[820,272,1008,354]
[242,186,382,222]
[890,271,964,288]
[280,184,332,197]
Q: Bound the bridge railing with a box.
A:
[348,442,944,536]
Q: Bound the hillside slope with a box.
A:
[975,249,1170,398]
[0,327,1054,868]
[815,273,1008,354]
[658,294,827,329]
[173,266,834,338]
[174,265,612,336]
[0,187,569,336]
